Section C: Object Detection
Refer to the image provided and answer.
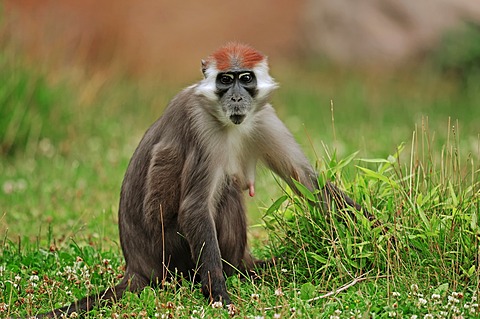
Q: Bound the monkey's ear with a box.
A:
[201,60,208,78]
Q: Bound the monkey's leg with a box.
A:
[178,200,231,304]
[177,165,231,304]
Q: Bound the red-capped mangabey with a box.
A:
[38,42,368,318]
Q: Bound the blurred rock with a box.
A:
[301,0,480,67]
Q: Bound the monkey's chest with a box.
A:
[215,143,256,194]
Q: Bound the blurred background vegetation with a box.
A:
[0,0,479,246]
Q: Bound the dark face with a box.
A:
[216,71,258,125]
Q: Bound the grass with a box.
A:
[1,45,479,318]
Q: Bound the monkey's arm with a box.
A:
[257,107,368,215]
[257,107,318,192]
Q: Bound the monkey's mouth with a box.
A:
[229,114,246,125]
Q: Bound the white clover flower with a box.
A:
[418,298,427,305]
[273,314,281,319]
[423,314,433,319]
[211,301,223,308]
[227,304,238,316]
[392,291,401,298]
[274,288,284,296]
[451,292,460,298]
[431,294,441,300]
[2,181,14,194]
[410,315,418,319]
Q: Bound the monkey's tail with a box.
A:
[35,278,131,319]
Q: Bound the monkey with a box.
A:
[36,42,370,318]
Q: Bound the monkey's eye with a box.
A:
[220,74,234,85]
[239,72,253,83]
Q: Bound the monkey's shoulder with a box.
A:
[164,86,202,113]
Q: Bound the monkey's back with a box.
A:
[117,87,200,280]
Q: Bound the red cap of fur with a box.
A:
[207,42,265,71]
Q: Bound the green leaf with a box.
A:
[433,283,449,296]
[265,195,288,216]
[467,265,476,277]
[335,151,359,171]
[448,181,459,207]
[357,158,391,164]
[417,206,431,230]
[292,179,316,202]
[300,282,316,300]
[356,166,399,189]
[471,211,478,232]
[308,252,328,264]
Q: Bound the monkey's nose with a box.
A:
[230,95,243,102]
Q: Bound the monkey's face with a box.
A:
[215,71,257,125]
[195,43,278,125]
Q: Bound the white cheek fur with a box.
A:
[195,64,219,102]
[252,60,278,100]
